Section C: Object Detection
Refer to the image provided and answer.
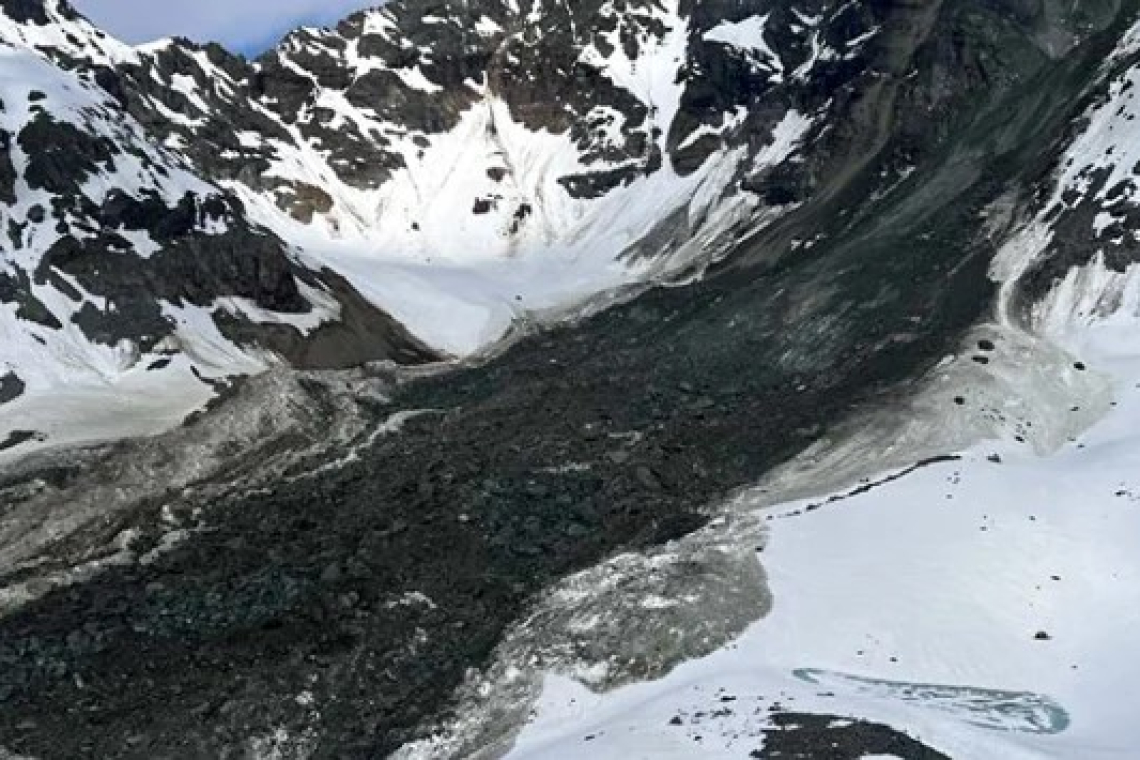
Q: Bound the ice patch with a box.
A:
[703,15,784,79]
[792,670,1070,735]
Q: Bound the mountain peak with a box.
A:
[0,0,139,67]
[0,0,73,25]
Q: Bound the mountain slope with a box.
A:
[0,0,439,458]
[2,0,1140,759]
[101,0,842,354]
[3,0,1126,460]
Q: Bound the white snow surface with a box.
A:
[703,15,785,79]
[0,0,139,66]
[214,0,813,357]
[234,97,815,355]
[0,33,323,461]
[236,130,773,357]
[231,10,801,356]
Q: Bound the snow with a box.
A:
[0,362,216,464]
[475,16,503,36]
[362,10,400,37]
[755,109,815,167]
[1,2,1139,756]
[0,0,823,390]
[340,31,443,92]
[0,296,273,465]
[170,73,213,114]
[703,15,785,79]
[580,0,690,139]
[206,0,817,363]
[703,15,770,52]
[115,228,163,258]
[221,0,819,358]
[0,38,282,462]
[455,43,1140,757]
[1040,54,1140,224]
[217,280,342,335]
[0,0,139,66]
[235,85,808,355]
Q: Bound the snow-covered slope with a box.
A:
[493,235,1140,756]
[0,0,439,459]
[0,40,271,456]
[0,0,1132,459]
[0,0,899,457]
[106,0,873,354]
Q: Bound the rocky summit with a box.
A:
[3,0,1140,758]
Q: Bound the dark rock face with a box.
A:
[215,269,440,369]
[0,129,17,206]
[1,0,1122,398]
[0,429,41,450]
[1018,140,1140,308]
[0,235,990,757]
[0,0,60,24]
[18,111,118,197]
[0,268,62,328]
[0,372,25,404]
[84,0,925,222]
[757,712,952,759]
